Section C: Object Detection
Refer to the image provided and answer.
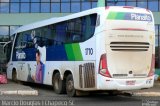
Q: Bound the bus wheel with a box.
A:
[66,74,76,97]
[12,70,17,82]
[53,73,65,94]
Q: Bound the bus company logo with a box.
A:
[131,13,152,22]
[16,51,26,60]
[107,12,152,22]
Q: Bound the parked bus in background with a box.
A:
[7,6,155,97]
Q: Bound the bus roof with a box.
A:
[12,6,152,35]
[12,7,100,35]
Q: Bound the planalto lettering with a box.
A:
[131,13,152,21]
[16,51,26,60]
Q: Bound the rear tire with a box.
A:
[53,73,65,94]
[12,70,17,82]
[66,74,76,97]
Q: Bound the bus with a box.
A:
[7,6,155,97]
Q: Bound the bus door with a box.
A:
[17,62,26,80]
[16,40,29,81]
[16,48,28,81]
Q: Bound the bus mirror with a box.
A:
[2,41,12,62]
[3,41,11,54]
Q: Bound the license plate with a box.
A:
[126,80,136,85]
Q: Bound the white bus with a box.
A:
[7,6,155,96]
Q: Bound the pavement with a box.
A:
[0,80,38,96]
[125,81,160,97]
[0,80,160,96]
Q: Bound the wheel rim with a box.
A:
[67,80,74,92]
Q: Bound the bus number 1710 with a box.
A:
[85,48,93,55]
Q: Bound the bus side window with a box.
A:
[15,33,23,49]
[22,31,34,49]
[67,18,82,43]
[26,33,34,48]
[54,22,66,45]
[72,35,81,42]
[47,39,53,46]
[82,14,97,41]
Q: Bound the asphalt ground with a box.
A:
[0,80,38,95]
[0,80,160,106]
[1,80,160,96]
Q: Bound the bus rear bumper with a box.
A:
[97,75,154,90]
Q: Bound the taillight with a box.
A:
[99,54,111,77]
[148,54,155,77]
